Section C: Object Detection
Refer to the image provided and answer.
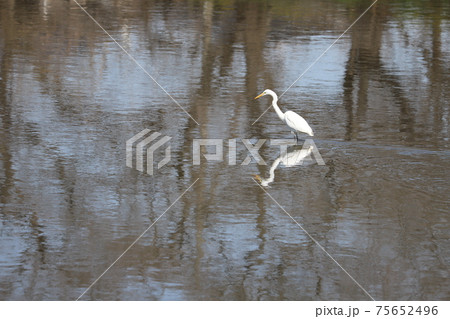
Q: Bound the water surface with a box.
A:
[0,0,449,300]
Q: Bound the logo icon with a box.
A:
[126,129,172,175]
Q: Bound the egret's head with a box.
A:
[253,174,262,183]
[254,89,271,100]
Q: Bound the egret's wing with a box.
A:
[284,111,313,136]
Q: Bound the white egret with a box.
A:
[254,89,314,139]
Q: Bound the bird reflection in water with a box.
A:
[254,145,314,187]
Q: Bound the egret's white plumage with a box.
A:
[255,89,314,138]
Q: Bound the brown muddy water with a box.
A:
[0,0,449,300]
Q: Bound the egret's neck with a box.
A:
[270,94,285,121]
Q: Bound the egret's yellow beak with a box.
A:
[254,92,265,100]
[253,175,262,182]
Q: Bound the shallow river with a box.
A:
[0,0,449,300]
